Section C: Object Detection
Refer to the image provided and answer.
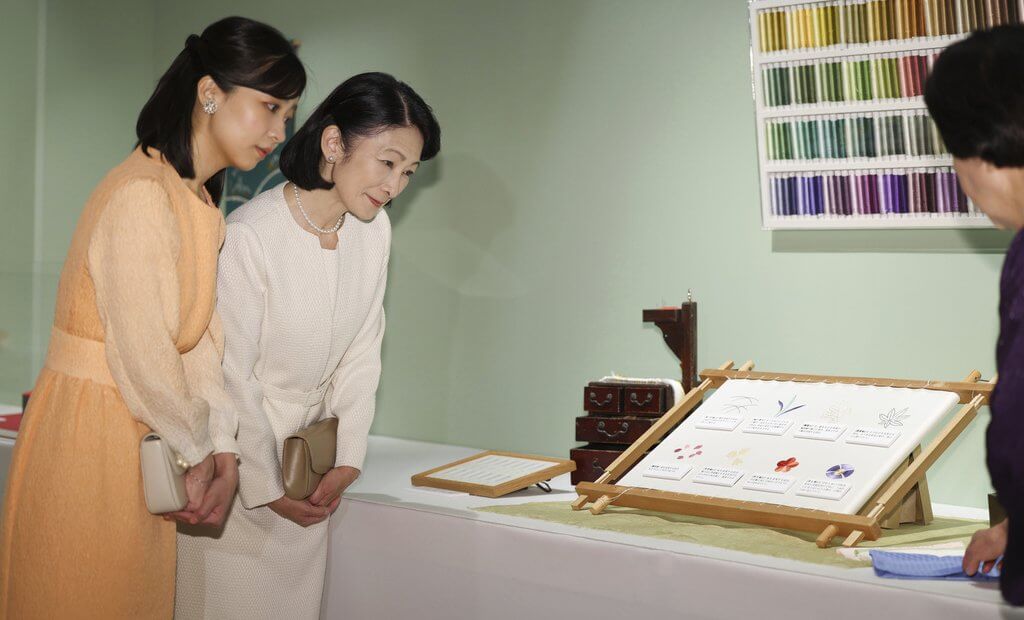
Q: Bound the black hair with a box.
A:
[925,25,1024,167]
[136,16,306,203]
[280,72,441,191]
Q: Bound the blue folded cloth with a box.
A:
[869,550,1002,580]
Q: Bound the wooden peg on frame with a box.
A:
[590,495,614,515]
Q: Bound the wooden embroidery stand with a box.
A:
[571,360,995,548]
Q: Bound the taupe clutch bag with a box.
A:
[282,417,338,500]
[139,433,188,514]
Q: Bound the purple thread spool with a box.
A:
[867,173,879,214]
[897,174,908,214]
[926,171,937,213]
[813,175,825,215]
[790,174,798,215]
[880,173,888,214]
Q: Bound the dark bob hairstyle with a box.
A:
[136,16,306,202]
[925,25,1024,167]
[280,72,441,191]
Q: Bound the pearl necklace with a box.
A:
[292,183,345,234]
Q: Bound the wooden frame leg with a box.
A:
[816,524,839,548]
[842,530,866,547]
[571,496,589,511]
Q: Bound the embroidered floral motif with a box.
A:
[775,457,799,473]
[726,447,750,466]
[822,403,852,423]
[825,464,855,479]
[674,444,704,459]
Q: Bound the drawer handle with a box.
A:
[588,392,613,407]
[597,420,629,439]
[629,392,654,407]
[592,459,606,475]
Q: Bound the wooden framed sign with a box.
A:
[412,451,575,498]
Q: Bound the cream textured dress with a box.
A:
[175,183,389,619]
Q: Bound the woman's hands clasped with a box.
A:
[164,452,239,528]
[268,466,359,527]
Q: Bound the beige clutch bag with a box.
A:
[139,433,188,514]
[282,417,338,500]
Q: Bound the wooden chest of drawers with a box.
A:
[573,380,678,484]
[574,415,656,445]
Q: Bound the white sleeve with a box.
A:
[218,222,285,508]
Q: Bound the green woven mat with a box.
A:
[475,501,986,567]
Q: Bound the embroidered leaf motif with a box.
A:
[722,395,759,415]
[775,395,805,417]
[878,407,910,429]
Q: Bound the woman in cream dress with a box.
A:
[0,18,304,619]
[175,72,441,618]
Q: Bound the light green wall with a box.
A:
[6,0,1009,509]
[0,0,41,409]
[0,0,158,405]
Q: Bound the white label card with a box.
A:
[742,418,794,436]
[693,466,745,487]
[796,479,851,501]
[846,427,901,448]
[794,422,847,442]
[695,414,744,431]
[742,473,795,494]
[642,462,691,481]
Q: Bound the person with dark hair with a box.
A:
[925,24,1024,604]
[175,72,440,619]
[0,16,304,618]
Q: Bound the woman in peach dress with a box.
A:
[0,17,304,619]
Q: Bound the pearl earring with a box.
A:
[202,99,217,115]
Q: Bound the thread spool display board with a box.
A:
[749,0,1021,229]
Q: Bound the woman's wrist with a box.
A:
[213,452,239,481]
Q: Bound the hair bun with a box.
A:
[184,34,205,70]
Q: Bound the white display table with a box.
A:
[0,423,1018,619]
[323,436,1023,620]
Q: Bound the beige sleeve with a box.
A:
[87,179,215,466]
[180,311,240,455]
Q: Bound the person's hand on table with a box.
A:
[963,518,1008,576]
